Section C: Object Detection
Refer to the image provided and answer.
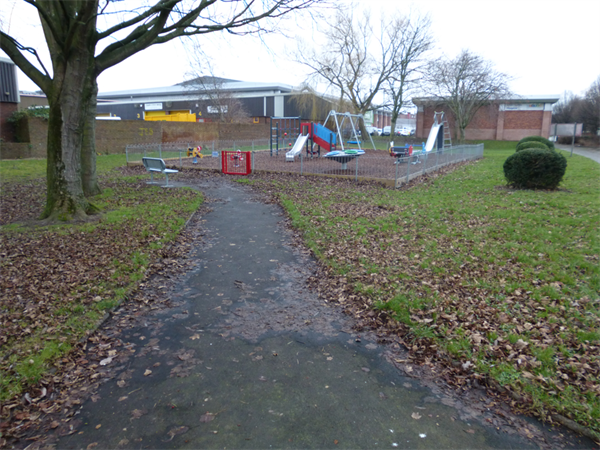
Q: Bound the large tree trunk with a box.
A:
[82,80,101,197]
[41,52,99,220]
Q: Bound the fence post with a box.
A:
[355,155,359,182]
[406,155,411,183]
[395,157,399,188]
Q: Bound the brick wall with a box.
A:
[0,102,18,142]
[416,102,552,142]
[1,118,272,159]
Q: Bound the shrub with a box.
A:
[516,141,550,152]
[503,149,567,190]
[517,135,555,150]
[7,106,50,124]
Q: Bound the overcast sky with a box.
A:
[2,0,599,100]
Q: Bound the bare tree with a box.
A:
[383,12,433,144]
[423,49,512,141]
[184,54,250,124]
[289,83,338,122]
[580,76,600,135]
[296,8,403,134]
[0,0,316,221]
[552,91,583,124]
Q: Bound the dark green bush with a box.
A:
[7,106,50,123]
[503,149,567,189]
[516,141,550,152]
[517,135,555,150]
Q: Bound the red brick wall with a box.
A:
[0,102,18,142]
[416,102,552,141]
[1,118,272,159]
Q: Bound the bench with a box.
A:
[142,157,179,187]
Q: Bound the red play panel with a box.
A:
[222,150,251,175]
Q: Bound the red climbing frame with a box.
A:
[221,150,252,175]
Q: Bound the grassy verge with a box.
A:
[250,141,600,435]
[0,156,202,402]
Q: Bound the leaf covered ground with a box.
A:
[0,148,599,444]
[240,147,600,439]
[1,169,203,407]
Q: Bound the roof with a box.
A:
[412,95,560,105]
[97,80,296,103]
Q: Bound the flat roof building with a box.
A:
[413,95,560,141]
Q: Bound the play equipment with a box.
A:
[283,110,376,164]
[222,150,251,175]
[285,134,309,162]
[324,149,365,169]
[270,116,300,156]
[324,110,376,153]
[187,146,203,163]
[424,111,452,152]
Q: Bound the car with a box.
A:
[382,126,391,136]
[397,127,412,136]
[366,126,380,136]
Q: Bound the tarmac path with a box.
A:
[54,176,592,449]
[555,144,600,164]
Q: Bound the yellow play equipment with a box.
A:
[188,146,204,163]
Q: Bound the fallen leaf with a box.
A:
[144,369,152,376]
[411,412,422,420]
[164,426,189,442]
[200,413,215,423]
[131,409,147,420]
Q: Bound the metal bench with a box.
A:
[142,157,179,187]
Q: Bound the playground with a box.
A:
[125,111,477,187]
[1,142,599,448]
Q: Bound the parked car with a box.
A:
[366,126,380,136]
[382,126,391,136]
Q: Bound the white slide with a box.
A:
[286,134,309,161]
[424,123,442,152]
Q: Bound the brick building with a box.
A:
[0,57,20,142]
[413,95,559,142]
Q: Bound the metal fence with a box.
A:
[128,141,484,188]
[125,139,271,163]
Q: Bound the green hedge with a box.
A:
[517,135,555,150]
[503,148,567,189]
[516,141,550,152]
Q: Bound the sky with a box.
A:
[1,0,599,101]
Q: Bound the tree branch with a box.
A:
[0,32,52,93]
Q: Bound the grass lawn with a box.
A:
[1,144,598,438]
[243,140,600,436]
[0,155,203,402]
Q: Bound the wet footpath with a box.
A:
[55,178,584,449]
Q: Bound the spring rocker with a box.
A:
[187,146,204,163]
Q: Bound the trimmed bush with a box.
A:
[516,141,550,152]
[503,148,567,190]
[517,135,555,150]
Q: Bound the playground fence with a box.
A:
[125,139,271,164]
[127,141,484,188]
